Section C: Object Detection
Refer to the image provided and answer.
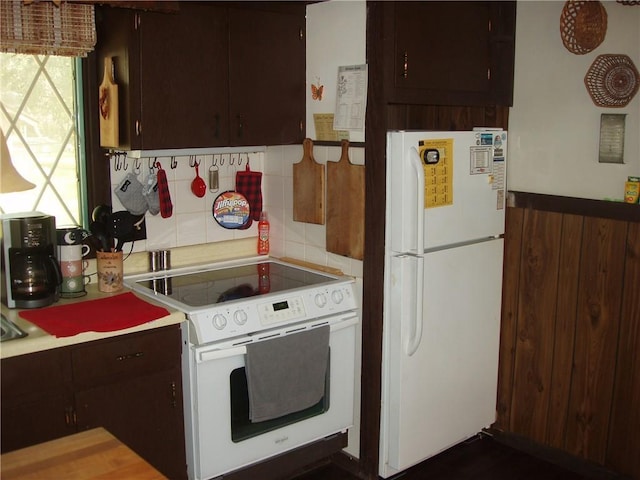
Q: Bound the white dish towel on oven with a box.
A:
[245,325,330,422]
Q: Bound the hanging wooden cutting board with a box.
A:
[326,140,365,260]
[98,57,119,148]
[293,138,325,224]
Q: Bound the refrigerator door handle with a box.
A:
[405,254,424,356]
[409,147,425,254]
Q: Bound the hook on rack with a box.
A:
[113,152,128,171]
[170,156,178,169]
[133,158,141,175]
[189,155,201,167]
[212,154,218,167]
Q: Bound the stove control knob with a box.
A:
[233,310,248,325]
[331,289,344,304]
[212,313,227,330]
[314,293,327,308]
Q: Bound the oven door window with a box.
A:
[230,355,330,443]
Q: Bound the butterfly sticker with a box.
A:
[311,81,324,101]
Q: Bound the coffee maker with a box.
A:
[1,213,62,308]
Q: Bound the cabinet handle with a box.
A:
[170,381,177,408]
[134,12,141,30]
[402,51,408,79]
[116,351,144,361]
[237,115,244,138]
[135,120,142,137]
[64,406,77,426]
[299,27,304,41]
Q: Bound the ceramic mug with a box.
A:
[58,244,90,262]
[60,274,90,298]
[57,226,90,246]
[60,259,89,277]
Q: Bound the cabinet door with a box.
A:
[138,3,229,149]
[228,5,305,146]
[1,348,75,452]
[71,325,181,388]
[75,368,186,480]
[385,1,515,106]
[95,7,138,150]
[95,4,229,150]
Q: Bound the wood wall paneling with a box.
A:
[564,218,627,463]
[509,209,563,443]
[386,105,509,131]
[546,214,583,450]
[495,206,524,430]
[607,222,640,478]
[498,193,639,479]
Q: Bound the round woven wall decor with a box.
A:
[584,54,640,107]
[560,0,608,55]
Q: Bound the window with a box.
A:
[0,53,87,226]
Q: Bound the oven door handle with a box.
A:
[198,345,247,363]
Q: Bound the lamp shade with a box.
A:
[0,129,36,193]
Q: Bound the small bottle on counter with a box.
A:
[257,211,270,255]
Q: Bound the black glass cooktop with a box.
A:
[135,261,335,307]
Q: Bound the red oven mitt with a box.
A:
[156,163,173,218]
[235,164,262,229]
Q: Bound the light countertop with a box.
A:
[0,240,259,360]
[1,284,185,360]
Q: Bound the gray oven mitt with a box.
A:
[142,172,160,216]
[115,172,148,215]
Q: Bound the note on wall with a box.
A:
[333,64,368,132]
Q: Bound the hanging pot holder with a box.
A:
[156,162,173,218]
[115,172,147,215]
[142,172,160,216]
[235,163,263,229]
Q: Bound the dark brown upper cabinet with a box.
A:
[383,1,516,107]
[94,2,305,150]
[228,5,306,146]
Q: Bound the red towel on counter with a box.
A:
[18,292,170,338]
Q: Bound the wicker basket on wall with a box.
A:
[584,54,640,107]
[560,0,608,55]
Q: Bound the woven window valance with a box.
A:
[0,1,96,57]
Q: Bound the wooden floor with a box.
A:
[291,434,626,480]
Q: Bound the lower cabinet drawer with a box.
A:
[72,325,181,387]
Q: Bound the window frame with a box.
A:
[80,51,111,224]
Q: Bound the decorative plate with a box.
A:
[584,54,640,107]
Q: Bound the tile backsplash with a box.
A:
[109,144,364,278]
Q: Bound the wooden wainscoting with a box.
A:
[495,191,640,479]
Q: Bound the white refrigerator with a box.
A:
[380,129,507,478]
